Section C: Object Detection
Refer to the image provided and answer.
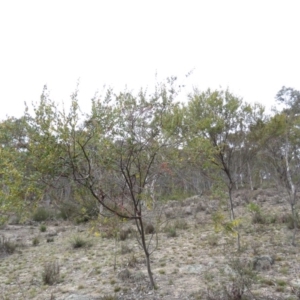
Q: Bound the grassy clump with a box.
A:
[0,236,17,256]
[70,235,91,249]
[164,219,188,238]
[166,226,177,238]
[42,261,60,285]
[174,219,189,230]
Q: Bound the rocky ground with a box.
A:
[1,188,300,299]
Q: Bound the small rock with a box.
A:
[195,202,206,212]
[145,223,155,234]
[118,268,131,281]
[184,206,193,215]
[46,230,57,237]
[165,208,175,218]
[62,295,93,300]
[179,264,205,274]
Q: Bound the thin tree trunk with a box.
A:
[138,218,155,288]
[240,173,244,188]
[145,252,155,288]
[235,172,239,190]
[291,201,297,246]
[113,236,117,271]
[248,162,253,191]
[228,186,235,221]
[285,137,297,246]
[228,185,240,251]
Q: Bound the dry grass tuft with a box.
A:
[42,261,60,285]
[0,235,17,256]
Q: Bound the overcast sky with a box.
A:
[0,1,299,120]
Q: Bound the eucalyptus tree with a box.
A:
[0,86,81,223]
[184,88,264,249]
[0,116,32,222]
[258,87,300,245]
[23,86,72,208]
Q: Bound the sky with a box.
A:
[0,0,299,120]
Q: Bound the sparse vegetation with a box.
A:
[1,83,300,298]
[0,191,299,298]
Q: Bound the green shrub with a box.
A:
[58,201,78,220]
[119,229,130,241]
[42,261,60,285]
[32,207,52,222]
[275,212,300,229]
[59,198,99,223]
[276,279,287,287]
[32,237,40,246]
[251,212,267,224]
[203,258,258,300]
[76,199,99,223]
[247,202,270,225]
[40,224,47,232]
